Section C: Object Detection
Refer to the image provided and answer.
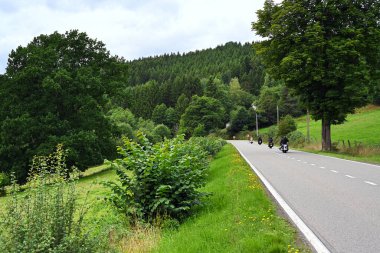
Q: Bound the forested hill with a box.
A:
[124,42,264,95]
[114,41,266,119]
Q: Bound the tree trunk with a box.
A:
[321,118,331,151]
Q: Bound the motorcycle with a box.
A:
[258,138,263,145]
[280,143,289,153]
[268,142,274,148]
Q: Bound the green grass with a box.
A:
[0,165,129,251]
[295,105,380,145]
[153,144,309,253]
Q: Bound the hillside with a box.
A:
[296,105,380,146]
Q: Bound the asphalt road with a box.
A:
[229,140,380,253]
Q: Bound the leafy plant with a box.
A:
[0,145,98,253]
[0,172,10,196]
[105,132,209,223]
[188,137,227,156]
[278,115,297,137]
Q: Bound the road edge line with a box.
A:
[234,146,331,253]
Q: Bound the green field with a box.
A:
[296,105,380,146]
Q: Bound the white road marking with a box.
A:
[303,162,308,164]
[291,157,295,159]
[310,164,316,166]
[320,166,325,169]
[345,175,355,179]
[330,170,338,173]
[297,160,301,162]
[365,181,377,186]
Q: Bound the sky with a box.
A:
[0,0,275,74]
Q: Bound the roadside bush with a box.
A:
[0,172,10,196]
[267,125,278,139]
[105,132,209,223]
[278,115,297,137]
[288,131,305,147]
[193,124,207,137]
[188,137,227,156]
[0,145,98,253]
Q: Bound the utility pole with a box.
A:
[306,109,310,143]
[252,104,259,137]
[277,105,279,126]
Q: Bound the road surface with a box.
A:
[229,140,380,253]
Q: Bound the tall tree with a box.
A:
[252,0,380,150]
[0,30,121,181]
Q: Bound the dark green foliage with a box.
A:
[252,0,380,150]
[153,124,171,142]
[105,132,209,222]
[278,115,297,137]
[0,145,98,252]
[179,96,226,136]
[152,104,168,124]
[192,124,207,137]
[230,107,250,134]
[0,172,10,196]
[0,30,122,181]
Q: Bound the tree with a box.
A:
[229,107,250,133]
[151,103,168,124]
[252,0,380,150]
[278,115,297,137]
[0,30,121,181]
[179,96,226,137]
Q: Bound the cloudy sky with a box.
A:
[0,0,274,74]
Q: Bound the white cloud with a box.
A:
[0,0,269,73]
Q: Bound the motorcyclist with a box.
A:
[268,136,274,147]
[258,136,263,144]
[279,136,289,150]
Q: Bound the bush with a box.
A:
[153,124,171,142]
[288,131,306,147]
[278,115,297,137]
[0,172,10,196]
[105,132,209,223]
[193,124,207,137]
[0,145,98,253]
[188,137,227,156]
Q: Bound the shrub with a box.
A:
[153,124,171,142]
[288,131,306,147]
[0,145,98,253]
[278,115,297,137]
[188,137,227,156]
[0,172,10,196]
[105,132,209,223]
[193,124,207,137]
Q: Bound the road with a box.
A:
[229,140,380,253]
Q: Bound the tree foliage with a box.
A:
[0,30,122,181]
[252,0,380,150]
[179,96,226,136]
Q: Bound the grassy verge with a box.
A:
[153,144,310,253]
[0,165,130,252]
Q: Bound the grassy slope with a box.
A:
[154,144,309,253]
[296,105,380,145]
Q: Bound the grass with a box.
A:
[153,144,309,253]
[296,105,380,146]
[0,164,131,252]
